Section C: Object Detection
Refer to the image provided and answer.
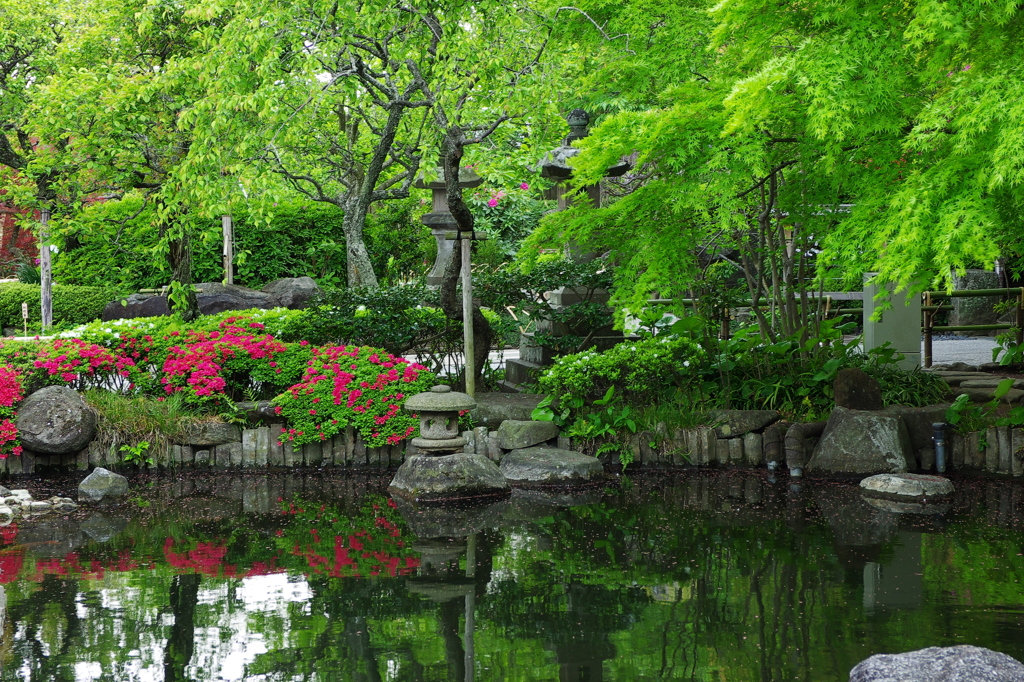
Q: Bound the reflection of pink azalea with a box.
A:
[520,182,529,190]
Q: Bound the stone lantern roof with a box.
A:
[403,384,477,414]
[538,108,631,180]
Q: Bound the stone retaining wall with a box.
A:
[2,420,1022,478]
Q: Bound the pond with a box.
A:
[1,470,1023,681]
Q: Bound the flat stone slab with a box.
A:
[851,645,1024,682]
[959,378,1024,389]
[496,420,559,450]
[500,447,604,486]
[183,422,241,446]
[952,386,1024,403]
[861,473,954,498]
[471,393,547,429]
[708,409,781,438]
[388,453,510,502]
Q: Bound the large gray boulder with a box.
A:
[102,278,321,322]
[78,467,130,503]
[500,447,604,486]
[807,407,914,475]
[388,453,510,502]
[708,409,781,438]
[261,277,321,309]
[850,645,1024,681]
[17,386,97,454]
[471,393,547,429]
[496,420,559,450]
[102,293,170,321]
[195,283,279,315]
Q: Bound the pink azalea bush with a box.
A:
[0,364,22,458]
[272,345,435,448]
[33,339,139,392]
[161,329,312,409]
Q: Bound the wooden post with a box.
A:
[462,235,475,398]
[923,291,933,368]
[222,215,234,285]
[39,207,52,332]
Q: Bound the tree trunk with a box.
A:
[167,227,200,322]
[438,133,492,389]
[342,193,379,289]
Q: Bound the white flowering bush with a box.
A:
[537,336,705,413]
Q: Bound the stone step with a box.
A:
[505,358,544,386]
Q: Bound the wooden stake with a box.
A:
[39,208,52,333]
[222,215,234,285]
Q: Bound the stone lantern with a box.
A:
[404,385,476,455]
[416,162,484,287]
[389,385,510,502]
[538,108,630,211]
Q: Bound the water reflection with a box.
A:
[0,472,1022,680]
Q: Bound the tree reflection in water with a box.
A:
[0,472,1022,680]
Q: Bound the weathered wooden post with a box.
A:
[39,207,52,332]
[222,215,233,285]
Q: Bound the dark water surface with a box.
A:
[1,470,1023,681]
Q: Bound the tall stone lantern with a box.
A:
[504,111,632,387]
[416,162,484,287]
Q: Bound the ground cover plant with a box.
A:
[535,315,951,463]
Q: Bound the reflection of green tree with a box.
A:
[4,480,1024,681]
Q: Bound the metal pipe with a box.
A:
[785,421,827,477]
[933,423,947,474]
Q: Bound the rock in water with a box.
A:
[17,386,97,454]
[860,473,954,499]
[388,454,510,502]
[807,407,914,475]
[834,367,884,411]
[500,447,604,486]
[496,420,560,450]
[78,467,130,503]
[850,645,1024,681]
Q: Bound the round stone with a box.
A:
[860,473,954,498]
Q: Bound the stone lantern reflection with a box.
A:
[416,162,484,287]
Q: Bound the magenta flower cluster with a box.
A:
[272,344,435,448]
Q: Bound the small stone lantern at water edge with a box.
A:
[405,385,477,455]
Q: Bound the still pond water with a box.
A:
[0,470,1023,681]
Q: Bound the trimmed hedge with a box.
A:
[0,283,119,329]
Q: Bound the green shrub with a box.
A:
[54,195,436,291]
[0,282,120,329]
[538,336,705,413]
